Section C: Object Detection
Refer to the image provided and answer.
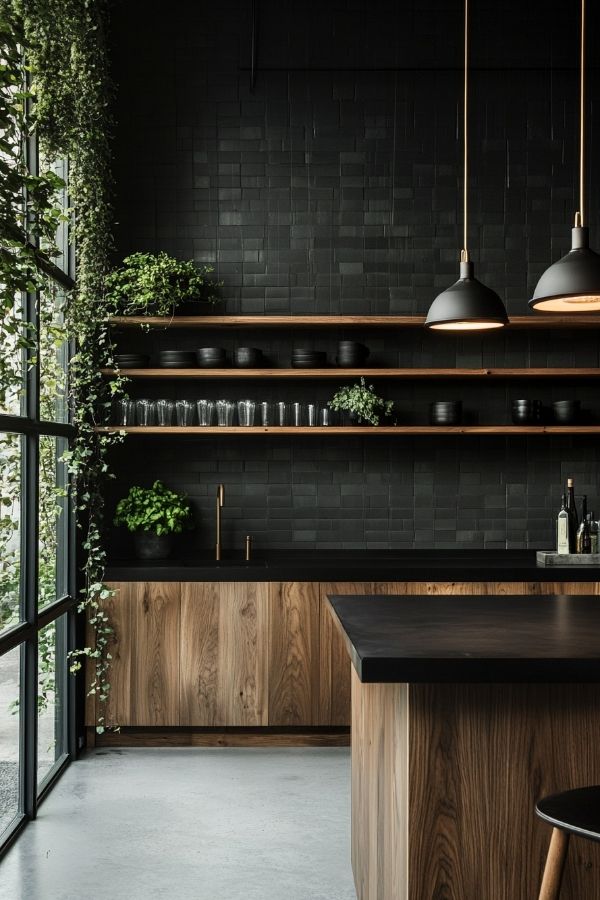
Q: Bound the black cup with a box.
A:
[552,400,580,424]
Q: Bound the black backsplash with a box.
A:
[108,0,600,554]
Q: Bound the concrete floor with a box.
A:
[0,747,356,900]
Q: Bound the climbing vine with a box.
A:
[1,1,124,731]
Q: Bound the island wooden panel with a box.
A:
[408,683,600,900]
[268,582,320,726]
[349,674,600,899]
[352,669,409,900]
[319,583,372,726]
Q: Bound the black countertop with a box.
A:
[104,549,600,582]
[326,593,600,683]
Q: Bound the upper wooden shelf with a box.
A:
[100,367,600,380]
[107,314,600,330]
[94,425,600,436]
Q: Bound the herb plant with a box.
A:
[105,251,221,317]
[329,377,394,426]
[114,480,193,535]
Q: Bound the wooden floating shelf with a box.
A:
[100,367,600,379]
[94,425,600,436]
[108,314,600,330]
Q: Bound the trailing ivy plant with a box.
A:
[105,251,221,318]
[1,0,127,732]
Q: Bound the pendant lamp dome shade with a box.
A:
[530,0,600,313]
[426,259,509,330]
[423,0,508,331]
[529,226,600,312]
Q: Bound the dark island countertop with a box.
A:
[104,549,600,582]
[326,593,600,683]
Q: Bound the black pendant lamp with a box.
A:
[425,0,508,331]
[530,0,600,312]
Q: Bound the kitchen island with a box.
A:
[327,593,600,900]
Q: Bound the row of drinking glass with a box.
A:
[116,398,336,427]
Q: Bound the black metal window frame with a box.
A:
[0,126,78,858]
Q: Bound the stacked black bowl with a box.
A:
[196,347,228,368]
[291,349,327,368]
[114,353,149,369]
[511,399,543,425]
[157,349,197,368]
[234,347,263,368]
[430,400,462,426]
[336,341,370,367]
[552,399,580,424]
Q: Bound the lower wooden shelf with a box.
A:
[94,425,600,435]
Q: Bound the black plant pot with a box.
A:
[133,532,173,560]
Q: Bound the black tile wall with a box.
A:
[108,0,600,553]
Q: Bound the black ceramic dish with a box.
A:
[114,354,149,368]
[552,400,580,424]
[234,347,263,368]
[157,351,197,368]
[511,399,543,425]
[430,401,462,426]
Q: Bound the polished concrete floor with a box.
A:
[0,747,355,900]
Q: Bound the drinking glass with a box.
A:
[292,402,303,427]
[197,399,215,426]
[176,400,195,426]
[156,399,175,426]
[216,399,235,426]
[319,407,334,426]
[135,399,156,426]
[260,401,273,426]
[307,403,317,426]
[117,399,136,426]
[276,402,288,426]
[237,399,256,427]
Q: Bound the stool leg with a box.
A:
[538,828,570,900]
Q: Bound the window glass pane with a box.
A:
[0,295,26,417]
[39,436,68,608]
[39,286,68,424]
[38,616,66,786]
[0,433,22,634]
[0,645,21,836]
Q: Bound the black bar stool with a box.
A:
[536,786,600,899]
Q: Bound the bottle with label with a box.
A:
[566,478,579,552]
[576,494,588,553]
[590,511,599,554]
[556,494,570,554]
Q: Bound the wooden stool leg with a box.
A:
[538,828,570,900]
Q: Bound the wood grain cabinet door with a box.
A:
[318,582,373,726]
[180,581,268,726]
[96,582,180,727]
[268,582,320,726]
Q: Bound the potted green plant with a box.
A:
[104,251,222,318]
[328,377,395,426]
[113,480,194,559]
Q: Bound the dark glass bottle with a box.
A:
[576,494,588,553]
[566,478,579,552]
[581,514,592,554]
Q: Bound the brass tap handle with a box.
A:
[245,535,252,562]
[215,484,225,561]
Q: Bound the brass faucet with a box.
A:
[215,483,225,560]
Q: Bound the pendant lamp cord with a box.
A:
[578,0,586,227]
[461,0,469,263]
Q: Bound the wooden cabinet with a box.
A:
[319,582,372,726]
[268,582,320,726]
[179,582,269,726]
[89,579,596,731]
[100,582,180,727]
